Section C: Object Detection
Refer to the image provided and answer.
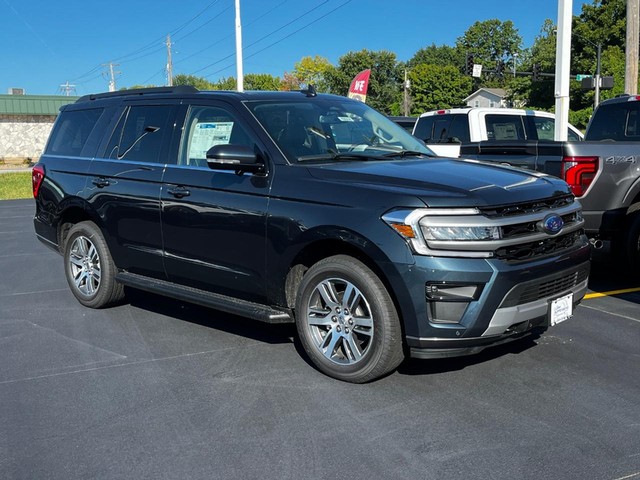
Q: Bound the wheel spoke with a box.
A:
[307,307,333,326]
[321,331,341,360]
[344,335,363,361]
[69,254,84,268]
[318,280,340,307]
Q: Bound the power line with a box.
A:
[203,0,352,79]
[192,0,330,76]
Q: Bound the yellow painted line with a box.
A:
[584,287,640,299]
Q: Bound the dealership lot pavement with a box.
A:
[1,199,639,480]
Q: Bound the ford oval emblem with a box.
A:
[539,214,564,235]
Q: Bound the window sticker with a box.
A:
[190,121,234,159]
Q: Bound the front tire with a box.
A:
[63,221,125,308]
[295,255,404,383]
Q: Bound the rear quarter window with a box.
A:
[46,108,104,156]
[587,101,640,141]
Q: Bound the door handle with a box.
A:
[167,186,191,198]
[92,177,110,188]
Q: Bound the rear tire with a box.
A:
[295,255,404,383]
[63,221,125,308]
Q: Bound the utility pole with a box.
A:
[102,62,121,92]
[235,0,244,92]
[403,70,411,117]
[166,34,174,87]
[59,81,76,96]
[554,0,572,142]
[626,0,639,94]
[594,43,601,107]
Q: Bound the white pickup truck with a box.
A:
[413,108,584,157]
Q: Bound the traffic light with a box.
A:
[466,54,474,75]
[533,63,540,81]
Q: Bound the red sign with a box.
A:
[347,69,371,103]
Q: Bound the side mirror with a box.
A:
[206,144,264,174]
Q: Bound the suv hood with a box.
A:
[306,157,570,207]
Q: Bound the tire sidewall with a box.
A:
[295,255,401,382]
[63,222,116,308]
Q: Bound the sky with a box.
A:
[1,0,590,96]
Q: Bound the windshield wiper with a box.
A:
[382,150,431,158]
[297,152,373,162]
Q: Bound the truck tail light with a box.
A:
[561,156,598,197]
[32,164,45,198]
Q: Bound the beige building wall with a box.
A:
[0,115,56,160]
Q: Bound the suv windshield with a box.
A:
[245,96,432,162]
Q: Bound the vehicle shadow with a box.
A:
[124,287,296,346]
[397,335,540,377]
[588,249,640,302]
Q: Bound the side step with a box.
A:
[115,272,293,324]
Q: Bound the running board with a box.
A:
[115,272,293,324]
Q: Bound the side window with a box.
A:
[46,108,104,156]
[106,105,173,163]
[485,114,526,140]
[533,117,556,141]
[433,116,453,143]
[413,116,435,141]
[587,102,632,140]
[447,115,470,143]
[568,128,582,142]
[180,105,255,167]
[625,109,640,139]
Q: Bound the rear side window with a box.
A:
[587,101,640,141]
[105,105,174,163]
[485,114,526,140]
[46,108,103,156]
[413,116,435,141]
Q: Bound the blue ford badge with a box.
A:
[539,214,564,235]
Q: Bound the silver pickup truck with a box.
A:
[459,95,640,267]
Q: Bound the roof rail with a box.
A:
[77,85,199,103]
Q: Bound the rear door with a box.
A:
[87,100,178,278]
[160,101,271,303]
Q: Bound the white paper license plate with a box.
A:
[550,293,573,326]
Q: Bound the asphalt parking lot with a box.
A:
[1,198,639,480]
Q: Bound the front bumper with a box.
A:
[381,236,591,359]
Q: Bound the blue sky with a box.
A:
[1,0,589,96]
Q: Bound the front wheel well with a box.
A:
[283,240,401,325]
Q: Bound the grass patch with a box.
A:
[0,172,32,200]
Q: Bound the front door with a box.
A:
[161,102,271,303]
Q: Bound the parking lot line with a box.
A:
[584,287,640,299]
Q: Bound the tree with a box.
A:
[324,49,402,114]
[292,55,332,92]
[173,74,216,90]
[456,19,523,68]
[408,64,473,113]
[244,73,281,91]
[408,44,464,70]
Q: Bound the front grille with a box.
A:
[479,195,574,219]
[500,263,590,308]
[495,231,583,262]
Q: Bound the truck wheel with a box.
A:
[63,221,125,308]
[295,255,404,383]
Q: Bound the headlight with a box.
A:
[382,208,498,257]
[421,224,501,241]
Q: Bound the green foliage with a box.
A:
[244,73,281,91]
[292,55,331,92]
[0,172,31,200]
[569,107,593,131]
[173,74,217,90]
[324,49,402,114]
[456,19,523,66]
[408,64,473,113]
[408,44,464,70]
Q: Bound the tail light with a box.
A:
[32,164,45,198]
[561,156,598,197]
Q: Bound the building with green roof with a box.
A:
[0,94,78,162]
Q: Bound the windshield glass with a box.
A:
[245,96,433,162]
